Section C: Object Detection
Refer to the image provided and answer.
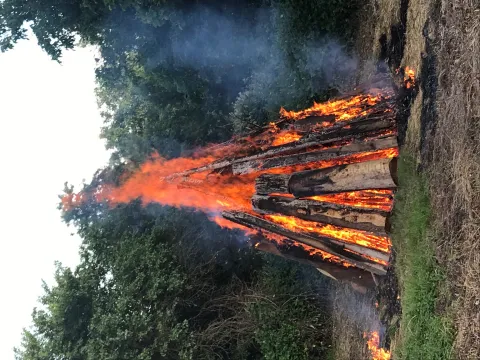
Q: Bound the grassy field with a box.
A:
[390,155,454,359]
[332,0,479,358]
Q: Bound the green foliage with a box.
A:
[391,155,454,359]
[4,0,364,358]
[249,256,331,360]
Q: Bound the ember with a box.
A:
[63,73,400,289]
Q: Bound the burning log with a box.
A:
[164,110,396,181]
[233,136,398,175]
[254,238,376,291]
[222,211,388,275]
[255,158,398,197]
[233,112,395,161]
[252,194,389,233]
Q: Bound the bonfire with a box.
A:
[64,72,402,291]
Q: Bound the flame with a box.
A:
[103,158,256,213]
[364,331,391,360]
[306,189,394,212]
[261,232,352,267]
[279,94,384,122]
[271,130,303,146]
[397,66,415,89]
[404,66,415,89]
[85,146,397,220]
[265,215,390,253]
[62,91,397,271]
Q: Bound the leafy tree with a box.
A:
[5,0,362,358]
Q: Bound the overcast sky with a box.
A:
[0,36,109,359]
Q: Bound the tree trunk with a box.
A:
[233,136,397,175]
[251,194,389,233]
[255,158,397,196]
[222,211,388,275]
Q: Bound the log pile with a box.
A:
[175,74,399,291]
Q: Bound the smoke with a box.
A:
[169,7,272,71]
[129,5,359,102]
[331,284,386,346]
[303,39,359,93]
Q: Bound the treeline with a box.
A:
[2,0,361,358]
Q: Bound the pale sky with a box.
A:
[0,36,109,359]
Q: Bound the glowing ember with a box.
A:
[266,148,399,175]
[364,331,391,360]
[279,94,384,122]
[265,215,390,253]
[271,130,303,146]
[305,189,394,212]
[262,232,352,267]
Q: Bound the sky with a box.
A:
[0,37,110,359]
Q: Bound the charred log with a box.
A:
[233,136,398,175]
[222,211,388,275]
[164,111,396,180]
[251,194,389,233]
[255,158,397,197]
[253,238,376,291]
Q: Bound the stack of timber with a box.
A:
[178,75,398,291]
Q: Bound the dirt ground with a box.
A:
[334,0,480,358]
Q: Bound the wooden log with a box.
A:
[222,211,388,275]
[255,158,397,197]
[233,136,398,175]
[253,238,376,291]
[164,111,396,181]
[251,194,389,233]
[251,195,390,263]
[232,115,396,166]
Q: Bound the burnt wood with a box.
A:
[254,239,376,291]
[164,110,396,181]
[233,136,398,175]
[222,211,388,275]
[255,158,397,197]
[251,194,389,233]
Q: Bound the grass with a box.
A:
[329,284,373,360]
[390,154,454,359]
[427,1,480,358]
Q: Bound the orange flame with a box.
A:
[364,331,391,360]
[271,130,303,146]
[265,215,390,253]
[306,189,394,212]
[261,232,352,267]
[404,66,415,89]
[279,94,384,122]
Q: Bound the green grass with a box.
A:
[391,154,454,360]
